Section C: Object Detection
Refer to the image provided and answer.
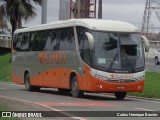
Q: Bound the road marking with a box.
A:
[0,95,85,120]
[135,108,155,111]
[37,102,115,107]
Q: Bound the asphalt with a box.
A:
[0,82,160,120]
[145,57,160,72]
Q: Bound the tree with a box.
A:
[0,0,42,36]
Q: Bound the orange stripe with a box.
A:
[11,73,24,84]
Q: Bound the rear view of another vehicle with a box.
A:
[155,49,160,65]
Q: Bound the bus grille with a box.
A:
[106,79,138,83]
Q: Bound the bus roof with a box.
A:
[15,19,139,33]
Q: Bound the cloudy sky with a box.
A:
[23,0,159,30]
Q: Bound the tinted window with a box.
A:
[44,29,60,51]
[21,33,29,51]
[14,27,75,52]
[30,32,36,51]
[30,31,46,51]
[59,27,75,50]
[15,33,23,51]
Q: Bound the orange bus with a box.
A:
[12,19,149,99]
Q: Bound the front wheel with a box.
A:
[114,92,127,100]
[71,76,84,98]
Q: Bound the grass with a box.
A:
[0,53,11,82]
[129,71,160,98]
[0,106,19,120]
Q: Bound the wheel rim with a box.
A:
[25,75,30,90]
[72,81,78,94]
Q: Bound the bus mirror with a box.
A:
[85,32,95,50]
[141,35,149,52]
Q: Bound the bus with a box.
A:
[12,19,149,99]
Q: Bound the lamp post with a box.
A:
[41,0,47,24]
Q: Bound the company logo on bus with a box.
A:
[38,52,66,64]
[110,74,133,79]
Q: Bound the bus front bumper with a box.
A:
[90,77,144,93]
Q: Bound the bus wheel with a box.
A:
[114,92,127,100]
[24,73,40,91]
[71,76,84,98]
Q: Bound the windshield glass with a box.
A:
[91,31,144,73]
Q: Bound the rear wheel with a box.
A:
[155,57,159,65]
[114,92,127,100]
[24,73,40,91]
[71,76,84,98]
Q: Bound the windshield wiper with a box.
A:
[121,54,135,72]
[108,53,135,72]
[108,53,119,71]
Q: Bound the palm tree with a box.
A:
[0,0,42,36]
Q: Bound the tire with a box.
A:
[114,92,127,100]
[24,73,40,91]
[155,57,159,65]
[71,76,84,98]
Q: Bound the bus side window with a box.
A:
[15,33,23,51]
[59,27,75,50]
[21,33,30,51]
[44,30,55,51]
[30,32,36,51]
[50,29,60,51]
[37,31,46,51]
[30,31,46,51]
[41,30,50,51]
[67,27,75,50]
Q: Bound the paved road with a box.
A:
[0,82,160,120]
[145,58,160,72]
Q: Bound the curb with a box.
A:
[127,95,160,101]
[101,93,160,101]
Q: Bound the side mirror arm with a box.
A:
[141,35,149,52]
[85,32,95,50]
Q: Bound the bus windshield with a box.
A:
[91,31,144,73]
